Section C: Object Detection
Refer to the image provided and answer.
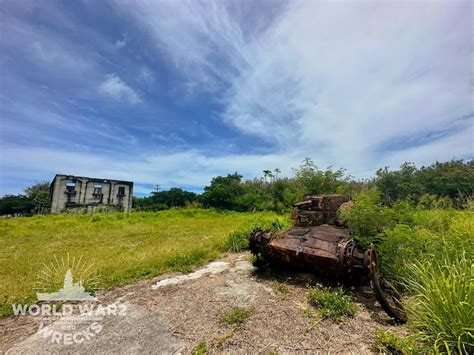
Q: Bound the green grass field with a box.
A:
[0,209,285,317]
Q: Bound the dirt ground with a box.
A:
[0,253,406,354]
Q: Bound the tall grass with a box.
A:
[379,209,473,278]
[340,190,473,351]
[379,211,473,352]
[224,218,290,252]
[0,209,284,317]
[402,255,473,353]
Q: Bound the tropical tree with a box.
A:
[24,181,50,214]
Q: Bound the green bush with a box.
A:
[419,193,454,209]
[339,188,413,247]
[402,255,473,353]
[307,288,357,322]
[375,160,473,207]
[372,330,420,354]
[338,189,473,352]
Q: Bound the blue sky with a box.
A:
[0,0,472,196]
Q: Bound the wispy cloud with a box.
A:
[1,0,472,195]
[2,124,470,196]
[98,73,141,104]
[119,0,472,173]
[0,146,297,195]
[137,66,155,91]
[115,33,128,49]
[117,0,257,92]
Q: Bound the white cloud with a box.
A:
[0,146,298,195]
[2,124,471,195]
[98,73,141,104]
[116,0,472,173]
[137,66,155,90]
[1,12,98,81]
[115,33,127,48]
[118,0,252,92]
[1,1,471,195]
[31,40,93,74]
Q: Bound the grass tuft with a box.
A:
[307,288,357,322]
[219,307,250,327]
[402,254,473,353]
[214,330,234,349]
[192,340,207,355]
[225,229,251,252]
[166,250,207,273]
[224,218,290,252]
[372,330,420,354]
[275,283,289,296]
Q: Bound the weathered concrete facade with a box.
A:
[50,174,133,213]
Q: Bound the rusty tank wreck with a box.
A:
[249,194,406,323]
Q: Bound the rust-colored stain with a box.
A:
[249,194,406,323]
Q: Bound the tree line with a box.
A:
[133,158,473,212]
[0,181,50,216]
[1,158,472,215]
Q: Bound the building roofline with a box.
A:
[52,174,134,185]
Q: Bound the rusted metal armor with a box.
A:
[249,194,406,323]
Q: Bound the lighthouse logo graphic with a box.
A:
[36,269,97,301]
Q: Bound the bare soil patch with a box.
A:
[1,253,406,353]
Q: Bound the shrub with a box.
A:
[375,160,474,207]
[372,330,420,354]
[339,188,413,247]
[419,194,454,209]
[307,288,357,322]
[219,307,250,326]
[223,217,289,252]
[402,255,473,353]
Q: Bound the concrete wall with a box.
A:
[50,175,133,213]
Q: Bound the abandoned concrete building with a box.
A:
[50,174,133,213]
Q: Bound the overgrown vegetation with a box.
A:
[224,218,289,252]
[133,158,350,213]
[219,307,251,327]
[307,288,357,322]
[133,186,199,211]
[372,330,420,354]
[1,158,472,352]
[0,181,50,216]
[338,188,413,248]
[131,159,473,213]
[2,159,471,216]
[402,255,473,354]
[0,209,284,317]
[375,160,473,208]
[340,188,473,352]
